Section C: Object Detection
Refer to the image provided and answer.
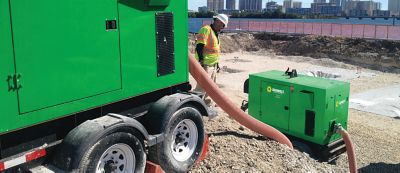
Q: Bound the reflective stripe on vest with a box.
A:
[196,33,207,42]
[203,26,220,56]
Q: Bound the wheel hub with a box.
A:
[170,119,198,162]
[96,143,135,173]
[104,160,118,172]
[175,133,185,144]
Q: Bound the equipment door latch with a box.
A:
[6,74,22,92]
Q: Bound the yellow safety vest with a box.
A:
[195,25,221,66]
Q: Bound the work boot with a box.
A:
[207,106,219,120]
[204,98,212,106]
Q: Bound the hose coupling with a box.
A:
[334,123,343,133]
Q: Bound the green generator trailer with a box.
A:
[243,69,350,161]
[1,0,210,172]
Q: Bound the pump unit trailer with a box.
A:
[243,69,350,162]
[1,0,211,172]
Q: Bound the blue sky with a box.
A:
[188,0,388,11]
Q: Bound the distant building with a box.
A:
[239,0,263,12]
[311,3,330,14]
[345,1,379,16]
[321,6,342,15]
[207,0,213,11]
[283,0,293,13]
[266,1,282,12]
[314,0,327,3]
[218,0,224,11]
[287,8,312,15]
[343,1,355,14]
[218,9,241,15]
[293,1,302,8]
[373,2,381,10]
[341,0,349,11]
[310,3,341,15]
[198,6,208,13]
[226,0,236,10]
[389,0,400,15]
[349,9,369,16]
[207,0,224,12]
[373,10,390,17]
[330,0,341,6]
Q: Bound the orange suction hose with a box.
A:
[188,53,293,149]
[336,124,358,173]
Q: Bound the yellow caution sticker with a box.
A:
[267,86,272,93]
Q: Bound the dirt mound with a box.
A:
[189,32,400,73]
[189,33,271,53]
[190,115,347,173]
[267,34,400,72]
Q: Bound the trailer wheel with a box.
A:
[149,106,204,173]
[79,132,146,173]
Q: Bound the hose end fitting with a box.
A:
[334,123,343,133]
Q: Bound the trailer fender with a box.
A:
[142,93,210,134]
[52,114,155,171]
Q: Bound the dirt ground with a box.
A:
[188,34,400,173]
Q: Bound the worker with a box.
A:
[194,14,229,104]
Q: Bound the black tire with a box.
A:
[148,106,205,173]
[78,132,146,173]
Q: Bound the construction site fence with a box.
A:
[201,20,400,41]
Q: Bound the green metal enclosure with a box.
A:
[0,0,188,134]
[248,70,350,145]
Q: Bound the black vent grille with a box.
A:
[305,110,315,137]
[155,12,175,77]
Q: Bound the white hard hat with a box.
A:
[213,14,229,27]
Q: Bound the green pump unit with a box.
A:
[0,0,188,134]
[0,1,213,172]
[244,69,350,161]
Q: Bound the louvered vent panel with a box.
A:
[156,12,175,77]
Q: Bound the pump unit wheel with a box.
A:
[149,106,205,173]
[293,140,315,158]
[79,132,146,173]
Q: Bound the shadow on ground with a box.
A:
[359,162,400,173]
[210,131,265,140]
